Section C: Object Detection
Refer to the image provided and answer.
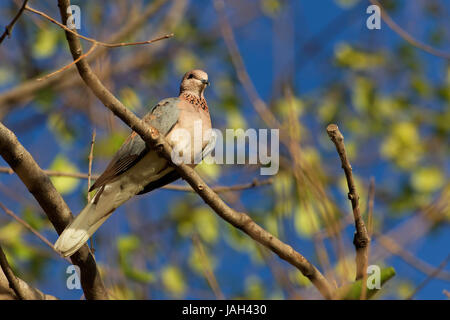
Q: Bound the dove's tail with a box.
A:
[54,198,113,258]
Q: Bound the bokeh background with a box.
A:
[0,0,449,299]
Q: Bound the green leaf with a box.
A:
[117,235,140,254]
[411,167,444,193]
[335,0,360,8]
[275,96,304,120]
[161,265,186,297]
[23,206,47,231]
[352,76,374,112]
[117,235,155,284]
[33,27,59,58]
[381,121,422,169]
[226,109,247,130]
[289,269,312,287]
[0,222,22,243]
[175,50,200,75]
[0,67,13,85]
[272,172,294,217]
[335,44,385,70]
[337,267,396,299]
[245,275,265,299]
[95,131,128,157]
[196,158,221,180]
[47,113,76,144]
[120,87,142,111]
[109,285,136,300]
[178,207,218,244]
[261,0,282,17]
[49,155,80,195]
[396,281,415,299]
[189,243,216,275]
[294,204,320,238]
[335,256,357,282]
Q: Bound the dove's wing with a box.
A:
[89,98,180,192]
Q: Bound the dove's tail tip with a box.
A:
[54,202,100,258]
[54,228,91,258]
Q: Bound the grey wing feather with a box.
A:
[89,98,180,191]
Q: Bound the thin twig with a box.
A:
[376,233,450,281]
[0,202,57,254]
[87,129,96,253]
[25,5,173,48]
[0,0,170,114]
[165,178,274,193]
[87,129,96,202]
[326,124,370,280]
[192,233,224,299]
[213,0,281,130]
[407,255,450,300]
[25,4,172,82]
[367,177,375,238]
[256,244,302,299]
[0,244,26,299]
[37,43,98,81]
[0,166,272,193]
[443,290,450,299]
[360,177,375,300]
[369,0,450,59]
[0,0,30,45]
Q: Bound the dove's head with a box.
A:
[179,69,210,98]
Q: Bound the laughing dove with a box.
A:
[55,69,214,257]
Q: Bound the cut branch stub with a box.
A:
[327,123,370,281]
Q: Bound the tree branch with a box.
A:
[0,0,29,45]
[407,255,450,300]
[57,0,334,299]
[376,232,450,281]
[0,243,57,299]
[326,124,370,280]
[0,0,169,117]
[0,122,108,299]
[369,0,450,60]
[25,5,173,48]
[0,244,26,299]
[0,201,61,256]
[360,177,375,299]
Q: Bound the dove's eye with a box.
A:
[187,74,194,79]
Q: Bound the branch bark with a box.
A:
[0,122,108,299]
[0,244,26,299]
[57,0,334,299]
[369,0,450,60]
[0,243,57,299]
[326,124,370,280]
[0,0,169,118]
[0,0,29,45]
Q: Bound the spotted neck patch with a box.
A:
[180,93,209,111]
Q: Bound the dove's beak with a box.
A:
[201,79,210,86]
